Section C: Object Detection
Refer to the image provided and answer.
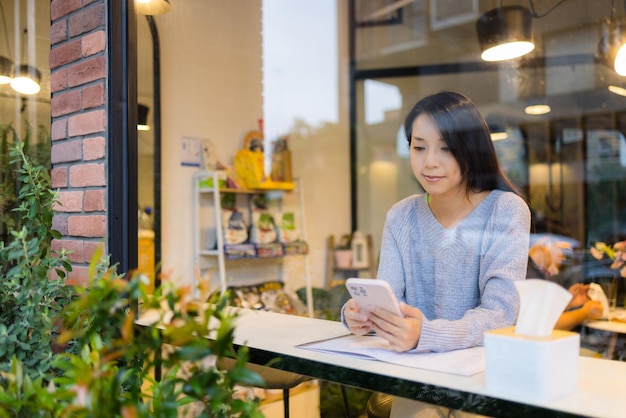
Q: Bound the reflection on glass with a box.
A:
[0,0,50,247]
[137,15,155,291]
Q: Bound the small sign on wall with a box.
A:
[181,137,201,167]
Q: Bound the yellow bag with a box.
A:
[234,149,264,188]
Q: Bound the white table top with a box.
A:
[585,309,626,334]
[229,308,626,418]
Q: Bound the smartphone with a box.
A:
[345,278,402,317]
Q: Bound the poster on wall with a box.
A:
[586,129,626,181]
[180,136,201,167]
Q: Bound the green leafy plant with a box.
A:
[0,140,75,381]
[0,140,265,417]
[0,122,51,248]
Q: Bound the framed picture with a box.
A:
[354,0,407,27]
[430,0,478,31]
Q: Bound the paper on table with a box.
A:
[297,334,485,376]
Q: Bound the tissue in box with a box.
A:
[484,326,579,402]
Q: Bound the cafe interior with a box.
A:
[1,0,626,417]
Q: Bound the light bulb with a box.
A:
[481,41,535,62]
[135,0,171,15]
[490,131,509,141]
[525,104,551,115]
[10,75,40,95]
[608,85,626,96]
[10,65,41,95]
[614,43,626,76]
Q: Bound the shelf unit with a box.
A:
[193,170,314,317]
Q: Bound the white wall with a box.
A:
[156,1,351,293]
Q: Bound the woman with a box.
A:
[343,91,531,416]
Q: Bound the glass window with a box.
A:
[353,0,626,281]
[0,0,50,244]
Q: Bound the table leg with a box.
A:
[606,333,618,359]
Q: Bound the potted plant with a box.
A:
[334,233,352,269]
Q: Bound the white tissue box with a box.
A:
[484,327,579,402]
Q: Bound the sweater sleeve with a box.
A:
[415,194,530,352]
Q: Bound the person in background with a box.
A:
[528,239,604,330]
[342,91,531,417]
[555,283,603,331]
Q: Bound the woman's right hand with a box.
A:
[344,299,372,335]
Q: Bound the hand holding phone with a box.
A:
[346,278,402,317]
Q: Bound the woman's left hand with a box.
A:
[369,303,423,352]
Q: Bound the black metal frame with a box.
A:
[108,0,138,276]
[146,15,162,291]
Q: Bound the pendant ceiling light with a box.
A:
[135,0,171,16]
[524,103,551,115]
[613,33,626,75]
[476,5,535,62]
[138,103,151,131]
[0,55,12,84]
[597,5,626,76]
[10,64,41,95]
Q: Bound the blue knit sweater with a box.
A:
[346,190,530,353]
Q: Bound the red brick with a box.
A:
[84,189,105,212]
[51,90,81,117]
[66,265,89,287]
[52,239,84,263]
[50,20,67,45]
[51,167,68,188]
[68,109,105,136]
[83,136,105,160]
[68,56,106,87]
[82,82,104,109]
[50,40,82,69]
[69,163,105,187]
[69,4,105,38]
[51,119,67,141]
[51,140,82,164]
[68,215,106,237]
[54,191,84,212]
[50,0,82,20]
[84,240,106,264]
[52,214,69,235]
[82,30,105,57]
[50,68,68,92]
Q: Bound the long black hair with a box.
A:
[404,91,523,198]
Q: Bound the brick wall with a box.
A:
[49,0,107,286]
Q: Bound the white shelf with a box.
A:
[192,170,314,317]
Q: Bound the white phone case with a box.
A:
[345,278,402,317]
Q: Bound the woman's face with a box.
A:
[409,114,464,198]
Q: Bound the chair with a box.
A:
[217,357,310,418]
